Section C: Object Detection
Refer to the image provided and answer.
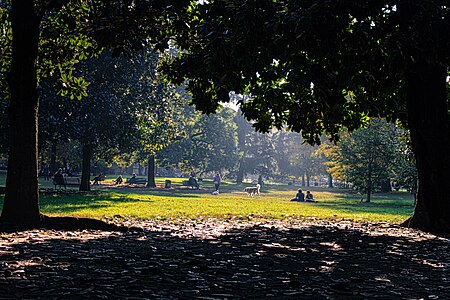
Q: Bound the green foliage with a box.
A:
[390,128,418,192]
[159,106,239,175]
[335,119,400,198]
[235,109,277,178]
[166,0,449,143]
[39,49,162,161]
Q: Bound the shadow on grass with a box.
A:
[0,223,447,298]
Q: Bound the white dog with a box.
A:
[244,184,261,197]
[212,190,219,195]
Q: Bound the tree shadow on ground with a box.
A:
[0,221,448,299]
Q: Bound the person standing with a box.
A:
[213,173,221,192]
[258,175,263,186]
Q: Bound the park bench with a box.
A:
[53,176,81,189]
[126,178,147,185]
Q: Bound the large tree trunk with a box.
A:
[327,173,333,188]
[365,161,372,203]
[236,158,245,184]
[236,109,247,184]
[79,144,93,191]
[50,142,57,175]
[0,0,41,227]
[306,171,310,187]
[402,60,450,232]
[147,155,156,188]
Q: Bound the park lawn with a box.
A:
[0,174,415,224]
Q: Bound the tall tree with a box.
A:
[0,0,190,227]
[166,0,450,232]
[1,0,42,226]
[159,106,239,176]
[336,119,399,202]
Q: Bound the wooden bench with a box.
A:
[53,177,81,189]
[126,178,147,185]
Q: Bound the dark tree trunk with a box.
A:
[301,174,305,186]
[147,155,156,188]
[365,161,372,203]
[236,158,245,184]
[50,142,57,175]
[236,109,247,184]
[402,60,450,232]
[306,171,310,187]
[0,0,41,227]
[328,173,333,188]
[380,179,392,193]
[79,144,93,191]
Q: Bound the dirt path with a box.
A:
[1,219,448,299]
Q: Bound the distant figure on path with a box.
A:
[258,175,263,186]
[290,189,305,202]
[213,173,221,192]
[53,168,65,185]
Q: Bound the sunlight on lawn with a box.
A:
[28,182,415,224]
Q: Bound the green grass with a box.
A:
[0,173,415,224]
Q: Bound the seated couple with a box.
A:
[290,189,314,202]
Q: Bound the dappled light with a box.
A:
[1,219,448,298]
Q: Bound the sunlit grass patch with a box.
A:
[16,182,414,224]
[0,174,414,223]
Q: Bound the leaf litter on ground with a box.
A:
[0,218,449,299]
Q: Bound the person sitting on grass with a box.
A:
[188,176,199,189]
[305,190,315,202]
[114,175,123,185]
[92,172,104,185]
[290,189,305,202]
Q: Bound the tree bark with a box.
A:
[402,59,450,232]
[306,171,310,187]
[380,179,391,193]
[0,0,41,227]
[50,142,57,175]
[235,109,247,184]
[328,173,333,188]
[236,158,245,184]
[147,155,156,187]
[79,144,93,191]
[365,161,372,203]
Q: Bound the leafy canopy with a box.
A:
[165,0,449,144]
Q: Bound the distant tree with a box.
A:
[391,129,418,195]
[233,103,277,181]
[40,49,175,190]
[335,119,399,202]
[135,79,182,188]
[234,107,249,184]
[159,106,239,177]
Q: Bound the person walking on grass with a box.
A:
[213,173,221,192]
